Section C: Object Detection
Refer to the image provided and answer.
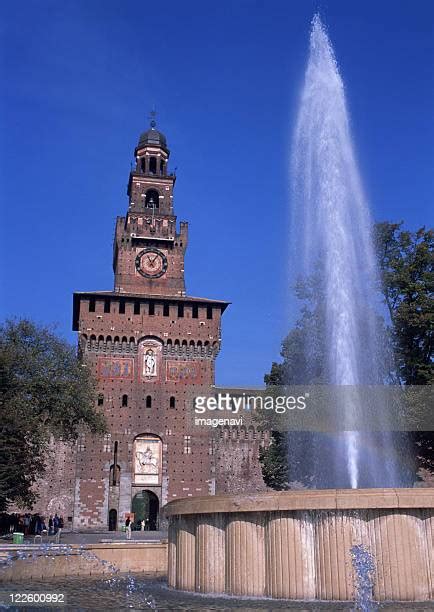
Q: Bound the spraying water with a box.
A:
[290,15,402,488]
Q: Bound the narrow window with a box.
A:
[160,160,165,175]
[98,393,104,406]
[149,156,157,174]
[104,299,110,313]
[122,394,128,407]
[146,395,152,408]
[163,303,170,317]
[169,396,176,409]
[178,303,184,318]
[192,304,198,319]
[89,298,96,312]
[140,158,146,172]
[207,306,213,319]
[119,300,125,314]
[149,301,155,316]
[134,301,140,315]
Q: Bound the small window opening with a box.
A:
[122,394,128,407]
[146,395,152,408]
[145,189,159,209]
[149,157,157,174]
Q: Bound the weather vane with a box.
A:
[149,107,157,129]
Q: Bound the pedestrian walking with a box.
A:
[125,517,131,540]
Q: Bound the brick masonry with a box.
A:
[27,123,268,529]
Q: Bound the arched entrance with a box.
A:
[108,508,117,531]
[131,490,159,530]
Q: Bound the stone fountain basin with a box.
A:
[165,488,433,602]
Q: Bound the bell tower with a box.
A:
[72,116,231,531]
[113,115,188,296]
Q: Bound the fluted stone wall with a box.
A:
[165,488,433,602]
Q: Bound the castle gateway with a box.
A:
[70,120,266,530]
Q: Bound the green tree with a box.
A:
[0,319,106,511]
[260,277,325,489]
[258,431,289,490]
[264,275,326,388]
[375,223,433,385]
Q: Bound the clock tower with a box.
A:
[113,117,187,296]
[71,118,232,531]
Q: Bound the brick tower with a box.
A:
[71,118,229,531]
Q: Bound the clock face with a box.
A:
[135,248,168,279]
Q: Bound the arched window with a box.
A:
[169,396,176,409]
[149,157,157,174]
[122,394,128,407]
[140,157,146,172]
[98,393,104,406]
[160,160,165,175]
[146,395,152,408]
[108,508,117,531]
[145,189,159,209]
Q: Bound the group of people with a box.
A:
[124,517,155,539]
[0,512,64,537]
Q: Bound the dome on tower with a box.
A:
[137,118,168,152]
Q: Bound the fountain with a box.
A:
[290,14,405,489]
[165,15,433,604]
[0,543,158,608]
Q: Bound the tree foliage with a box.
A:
[0,319,106,511]
[375,223,433,385]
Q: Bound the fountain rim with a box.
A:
[164,487,434,516]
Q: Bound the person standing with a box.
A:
[125,516,131,540]
[23,515,30,536]
[48,515,53,536]
[140,519,145,531]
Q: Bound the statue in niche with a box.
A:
[143,348,157,377]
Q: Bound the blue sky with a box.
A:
[0,1,432,386]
